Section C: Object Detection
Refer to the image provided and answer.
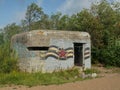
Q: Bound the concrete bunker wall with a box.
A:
[11,30,91,73]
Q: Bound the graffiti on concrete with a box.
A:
[13,43,73,60]
[40,46,74,60]
[84,47,90,59]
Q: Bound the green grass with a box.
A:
[84,68,100,74]
[0,69,82,87]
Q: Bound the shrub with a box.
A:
[0,42,18,73]
[92,46,120,67]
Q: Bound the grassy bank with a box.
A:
[0,69,82,87]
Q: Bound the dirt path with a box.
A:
[0,73,120,90]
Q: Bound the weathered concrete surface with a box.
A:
[11,30,90,47]
[11,30,91,73]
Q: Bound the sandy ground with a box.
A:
[0,68,120,90]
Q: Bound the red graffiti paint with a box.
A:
[58,49,66,58]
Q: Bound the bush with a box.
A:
[92,46,120,67]
[0,42,18,73]
[91,47,100,64]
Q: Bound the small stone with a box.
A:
[91,73,97,78]
[81,72,86,79]
[74,76,78,79]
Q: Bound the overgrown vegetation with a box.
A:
[99,46,120,67]
[84,68,100,74]
[0,42,18,73]
[0,69,81,86]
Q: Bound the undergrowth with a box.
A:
[0,42,18,73]
[0,69,82,87]
[84,68,100,74]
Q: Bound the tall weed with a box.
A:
[0,42,18,73]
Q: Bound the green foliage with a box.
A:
[25,3,44,30]
[84,68,100,74]
[99,46,120,67]
[0,33,4,45]
[0,69,80,86]
[0,42,18,73]
[88,0,120,67]
[57,15,69,30]
[4,23,22,41]
[50,12,62,30]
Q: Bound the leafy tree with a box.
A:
[39,14,51,29]
[4,23,21,41]
[90,0,119,46]
[68,9,104,48]
[67,14,78,30]
[57,15,69,30]
[50,12,62,29]
[21,20,28,32]
[90,0,120,66]
[0,33,4,45]
[25,3,44,30]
